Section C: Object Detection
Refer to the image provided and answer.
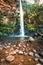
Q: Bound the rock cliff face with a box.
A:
[0,0,17,11]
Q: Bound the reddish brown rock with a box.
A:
[6,55,14,62]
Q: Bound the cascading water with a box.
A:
[20,0,24,37]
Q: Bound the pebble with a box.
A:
[28,58,32,62]
[34,58,39,62]
[0,47,3,50]
[8,43,11,45]
[35,54,40,58]
[36,63,41,65]
[6,55,14,62]
[5,51,8,54]
[39,52,43,57]
[39,59,43,64]
[28,52,34,56]
[24,52,28,55]
[18,51,23,55]
[1,59,5,62]
[36,47,41,51]
[13,45,16,48]
[18,43,22,47]
[3,45,7,49]
[6,46,10,48]
[33,49,36,53]
[9,51,16,55]
[21,60,24,63]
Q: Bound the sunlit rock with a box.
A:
[1,58,5,62]
[39,59,43,64]
[35,53,40,58]
[33,49,36,53]
[18,50,23,55]
[9,51,16,55]
[36,63,41,65]
[34,58,39,62]
[0,45,3,50]
[29,37,35,42]
[6,55,14,62]
[24,52,28,55]
[28,52,34,56]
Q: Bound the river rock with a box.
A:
[39,59,43,64]
[36,47,41,51]
[34,58,39,62]
[39,52,43,57]
[24,52,28,55]
[18,50,23,55]
[1,58,5,62]
[18,43,22,47]
[6,46,10,48]
[21,60,24,63]
[9,51,16,55]
[29,37,35,42]
[33,49,36,53]
[28,52,34,56]
[35,54,40,58]
[0,47,3,50]
[36,63,41,65]
[6,55,14,62]
[0,45,3,50]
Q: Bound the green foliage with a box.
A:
[27,24,36,31]
[0,13,3,20]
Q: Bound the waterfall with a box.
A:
[20,0,24,37]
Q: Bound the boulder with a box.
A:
[6,55,14,62]
[29,37,35,42]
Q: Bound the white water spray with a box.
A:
[20,0,24,37]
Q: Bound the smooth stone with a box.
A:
[33,49,36,53]
[28,58,32,61]
[36,63,41,65]
[18,43,22,47]
[39,52,43,57]
[13,45,16,48]
[6,46,10,48]
[10,48,14,51]
[21,60,24,63]
[27,44,29,47]
[23,45,26,48]
[23,48,25,52]
[35,54,40,58]
[16,49,19,52]
[3,45,7,49]
[39,59,43,64]
[8,43,11,45]
[0,47,3,50]
[1,59,5,62]
[24,52,28,55]
[36,47,41,51]
[9,51,16,55]
[28,52,34,56]
[18,51,23,55]
[29,37,35,42]
[34,58,39,62]
[6,55,14,62]
[5,51,8,54]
